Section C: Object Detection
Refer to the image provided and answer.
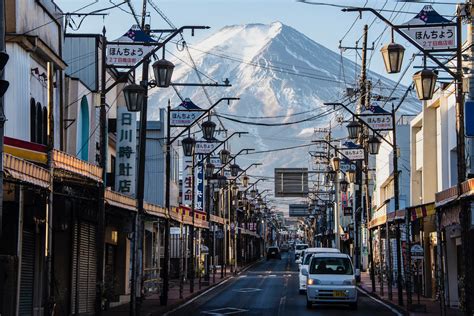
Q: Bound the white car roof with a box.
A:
[304,247,340,254]
[312,253,351,259]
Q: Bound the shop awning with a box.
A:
[105,189,136,211]
[52,150,103,183]
[144,202,167,219]
[210,214,225,225]
[3,153,50,189]
[408,202,435,221]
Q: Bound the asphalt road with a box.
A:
[166,251,400,316]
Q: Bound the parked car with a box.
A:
[294,243,309,262]
[266,246,282,260]
[298,247,340,294]
[302,253,359,310]
[280,243,289,252]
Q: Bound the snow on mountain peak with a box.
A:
[147,22,421,206]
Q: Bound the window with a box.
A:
[30,98,47,145]
[309,257,353,275]
[30,98,36,142]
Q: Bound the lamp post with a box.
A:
[124,50,175,315]
[162,97,239,305]
[341,6,468,308]
[326,100,403,305]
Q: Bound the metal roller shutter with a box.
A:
[71,221,97,315]
[19,230,35,315]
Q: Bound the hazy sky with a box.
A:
[56,0,459,85]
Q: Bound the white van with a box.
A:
[302,253,359,310]
[298,247,340,294]
[294,243,308,262]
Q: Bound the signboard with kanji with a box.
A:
[359,104,393,131]
[106,25,155,67]
[195,155,205,212]
[170,98,205,127]
[115,106,137,196]
[195,141,219,154]
[402,5,456,51]
[182,156,193,205]
[339,148,364,160]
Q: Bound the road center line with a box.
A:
[357,287,403,316]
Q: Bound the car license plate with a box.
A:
[333,291,346,297]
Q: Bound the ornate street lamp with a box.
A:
[232,185,239,196]
[250,189,257,199]
[181,136,195,157]
[413,69,437,100]
[230,163,240,177]
[346,120,362,139]
[217,175,227,188]
[347,169,356,184]
[209,174,219,186]
[219,149,231,165]
[123,84,146,112]
[380,42,405,74]
[367,135,382,155]
[152,58,175,88]
[340,178,349,193]
[205,162,215,179]
[331,156,340,172]
[327,170,337,182]
[242,174,249,187]
[201,118,216,141]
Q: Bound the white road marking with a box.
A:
[201,307,248,315]
[163,277,232,316]
[357,287,403,316]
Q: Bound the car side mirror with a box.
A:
[301,267,308,276]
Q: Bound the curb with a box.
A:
[357,285,408,316]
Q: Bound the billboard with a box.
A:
[289,204,309,217]
[274,168,308,197]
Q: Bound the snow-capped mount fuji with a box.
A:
[147,22,420,204]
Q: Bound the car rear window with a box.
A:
[309,257,353,275]
[269,247,278,251]
[296,244,308,250]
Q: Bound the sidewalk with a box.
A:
[102,263,257,316]
[359,272,464,316]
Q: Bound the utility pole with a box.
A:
[131,1,150,313]
[97,26,107,314]
[0,0,5,240]
[340,25,376,289]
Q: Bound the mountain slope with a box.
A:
[147,22,420,206]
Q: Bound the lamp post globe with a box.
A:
[201,119,216,141]
[181,136,195,157]
[230,163,240,177]
[367,136,382,155]
[205,162,215,179]
[232,185,239,196]
[413,69,437,100]
[327,170,337,182]
[331,156,341,172]
[347,169,356,184]
[339,178,349,193]
[152,58,175,88]
[217,175,227,188]
[346,120,362,139]
[123,84,146,112]
[380,42,405,74]
[250,189,257,199]
[219,149,231,165]
[242,174,249,187]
